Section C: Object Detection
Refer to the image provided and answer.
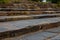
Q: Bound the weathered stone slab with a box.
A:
[0,11,60,16]
[0,14,60,19]
[0,14,60,22]
[0,17,60,39]
[3,27,60,40]
[0,17,60,32]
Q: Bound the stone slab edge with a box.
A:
[0,21,60,39]
[0,11,60,16]
[0,15,60,22]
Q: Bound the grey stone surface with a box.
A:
[3,26,60,40]
[51,35,60,40]
[0,17,60,32]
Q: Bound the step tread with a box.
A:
[0,14,60,19]
[0,17,60,32]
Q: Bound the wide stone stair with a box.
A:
[0,2,60,40]
[0,2,60,16]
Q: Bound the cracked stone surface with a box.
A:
[0,17,60,32]
[3,26,60,40]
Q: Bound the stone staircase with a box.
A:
[0,17,60,39]
[0,2,60,40]
[0,2,60,16]
[0,14,60,40]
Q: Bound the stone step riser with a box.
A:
[0,11,60,16]
[0,22,60,39]
[0,15,60,22]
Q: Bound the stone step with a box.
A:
[2,26,60,40]
[0,8,60,11]
[0,14,60,22]
[0,11,60,16]
[0,17,60,39]
[0,2,59,8]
